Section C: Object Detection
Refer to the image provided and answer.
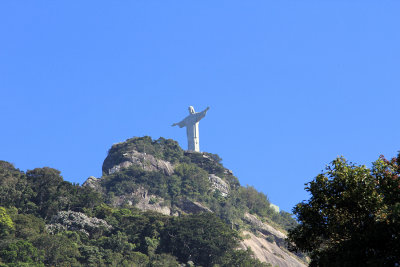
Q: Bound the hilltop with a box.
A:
[0,136,307,266]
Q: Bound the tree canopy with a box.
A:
[0,137,300,266]
[287,154,400,266]
[0,161,269,266]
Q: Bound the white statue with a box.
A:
[172,106,210,152]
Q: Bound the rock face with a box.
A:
[106,150,174,176]
[82,176,101,191]
[84,137,306,267]
[174,198,213,214]
[241,213,306,267]
[209,174,229,197]
[103,185,212,216]
[240,231,306,267]
[111,187,171,216]
[243,213,286,241]
[46,211,112,236]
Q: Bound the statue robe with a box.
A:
[175,108,208,152]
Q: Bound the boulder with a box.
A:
[240,231,307,267]
[46,211,112,236]
[175,198,213,214]
[208,174,229,197]
[243,213,286,240]
[111,187,171,216]
[107,150,174,176]
[82,176,101,191]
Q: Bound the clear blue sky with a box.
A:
[1,1,399,213]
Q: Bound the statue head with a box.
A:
[188,106,195,114]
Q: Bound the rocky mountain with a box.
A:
[0,136,307,266]
[83,136,308,267]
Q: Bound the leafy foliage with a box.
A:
[0,162,266,266]
[159,213,240,267]
[103,136,185,174]
[238,186,274,217]
[287,155,400,266]
[0,207,14,237]
[174,163,210,200]
[0,136,299,266]
[100,137,297,231]
[0,240,43,267]
[219,248,272,267]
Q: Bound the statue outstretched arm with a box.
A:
[172,120,186,128]
[196,106,210,122]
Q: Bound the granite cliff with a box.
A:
[0,136,307,266]
[83,136,308,266]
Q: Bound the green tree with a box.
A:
[219,248,270,267]
[174,163,210,199]
[167,175,181,200]
[148,253,179,267]
[239,186,274,218]
[0,240,43,266]
[0,161,33,212]
[0,207,14,237]
[26,168,64,218]
[159,213,240,267]
[12,213,45,239]
[287,155,400,266]
[32,234,81,266]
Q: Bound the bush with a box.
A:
[0,207,14,237]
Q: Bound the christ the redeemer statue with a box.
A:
[172,106,210,152]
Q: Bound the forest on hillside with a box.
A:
[100,137,297,231]
[3,136,397,266]
[0,160,269,266]
[0,137,299,267]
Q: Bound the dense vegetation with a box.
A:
[101,137,297,231]
[0,136,300,266]
[0,160,271,266]
[287,154,400,266]
[6,135,396,266]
